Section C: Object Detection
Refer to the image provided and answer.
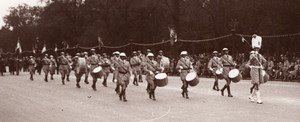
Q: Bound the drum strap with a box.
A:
[116,60,129,73]
[147,60,157,71]
[180,58,190,69]
[221,56,235,66]
[212,58,222,68]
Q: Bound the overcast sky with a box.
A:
[0,0,44,27]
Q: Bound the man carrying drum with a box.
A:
[88,49,100,91]
[114,52,131,102]
[100,53,112,87]
[28,56,36,81]
[208,51,222,91]
[176,51,193,99]
[49,55,57,80]
[143,53,161,101]
[41,54,51,82]
[130,51,142,86]
[57,52,69,85]
[220,48,235,97]
[247,47,266,104]
[75,53,89,88]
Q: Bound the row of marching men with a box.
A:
[26,47,268,104]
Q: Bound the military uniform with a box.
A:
[114,57,131,102]
[66,55,73,81]
[100,57,112,87]
[42,56,51,82]
[28,57,36,80]
[88,53,100,90]
[75,56,89,88]
[143,57,161,101]
[208,54,222,91]
[220,49,235,97]
[176,53,193,99]
[49,57,57,80]
[57,55,69,85]
[130,56,142,86]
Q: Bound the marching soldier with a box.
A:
[42,54,51,82]
[100,53,112,87]
[220,48,235,97]
[114,52,131,102]
[88,49,100,91]
[49,55,57,80]
[176,51,193,99]
[66,54,73,81]
[83,52,89,84]
[75,53,89,88]
[28,56,36,81]
[157,50,170,73]
[208,51,222,91]
[130,51,142,86]
[111,51,120,83]
[57,52,69,85]
[143,53,161,101]
[247,47,267,104]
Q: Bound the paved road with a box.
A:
[0,72,300,122]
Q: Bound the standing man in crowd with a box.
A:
[220,48,235,97]
[176,51,193,99]
[208,51,222,91]
[157,50,170,73]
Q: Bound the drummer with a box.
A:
[247,47,266,104]
[114,52,131,102]
[100,53,112,87]
[57,52,69,85]
[88,49,100,91]
[130,51,142,86]
[41,54,51,82]
[176,51,193,99]
[220,48,235,97]
[28,56,37,81]
[143,53,161,101]
[208,51,222,91]
[75,53,89,88]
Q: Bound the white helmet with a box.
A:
[180,51,188,55]
[147,53,154,57]
[120,52,126,57]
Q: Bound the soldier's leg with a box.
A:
[60,69,65,85]
[45,70,49,82]
[84,70,89,84]
[29,68,34,81]
[76,72,82,88]
[91,73,97,91]
[139,74,143,82]
[255,83,263,104]
[122,85,127,102]
[66,69,70,81]
[102,73,108,87]
[150,84,157,101]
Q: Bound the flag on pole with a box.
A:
[241,36,246,42]
[41,43,46,53]
[169,27,177,42]
[98,36,104,49]
[66,43,69,49]
[15,38,22,53]
[32,47,36,54]
[55,43,58,52]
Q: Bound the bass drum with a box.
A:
[93,66,103,78]
[228,69,242,83]
[154,73,168,87]
[185,72,199,87]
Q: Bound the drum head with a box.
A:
[186,72,197,81]
[93,66,102,73]
[155,73,167,80]
[228,69,239,78]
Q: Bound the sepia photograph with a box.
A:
[0,0,299,122]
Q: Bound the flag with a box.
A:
[55,43,57,52]
[66,43,69,49]
[32,47,36,54]
[241,36,246,42]
[98,36,104,49]
[15,38,22,53]
[168,27,177,42]
[41,43,46,53]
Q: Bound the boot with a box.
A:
[51,75,54,80]
[220,85,227,96]
[146,84,150,93]
[119,90,123,101]
[123,90,127,102]
[152,89,156,101]
[102,79,107,87]
[133,78,136,85]
[115,85,120,94]
[256,90,263,104]
[92,84,97,91]
[249,90,255,102]
[185,92,189,99]
[181,85,185,97]
[67,76,70,82]
[76,83,81,88]
[215,81,219,91]
[30,75,33,81]
[139,75,143,82]
[227,85,233,97]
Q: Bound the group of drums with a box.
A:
[91,65,268,89]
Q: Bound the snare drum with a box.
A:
[185,72,199,86]
[228,69,242,83]
[215,68,224,79]
[154,73,168,87]
[93,66,103,78]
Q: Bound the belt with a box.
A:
[43,64,50,65]
[223,65,231,67]
[60,64,68,65]
[182,68,190,70]
[118,72,127,74]
[91,64,97,65]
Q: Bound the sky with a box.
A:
[0,0,44,27]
